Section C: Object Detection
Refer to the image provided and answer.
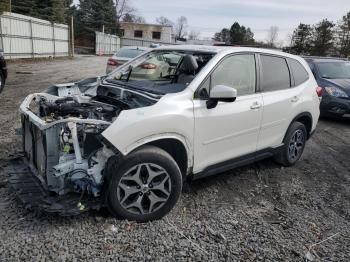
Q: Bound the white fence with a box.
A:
[95,31,120,55]
[0,12,70,59]
[121,37,176,48]
[95,31,177,56]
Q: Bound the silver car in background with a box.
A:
[106,46,150,74]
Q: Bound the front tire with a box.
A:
[274,121,307,167]
[0,71,4,94]
[106,146,182,222]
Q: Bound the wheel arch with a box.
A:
[286,112,313,140]
[124,134,193,178]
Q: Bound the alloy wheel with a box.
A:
[117,163,172,215]
[288,129,304,161]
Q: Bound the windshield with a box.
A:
[316,61,350,79]
[116,48,146,58]
[106,50,215,94]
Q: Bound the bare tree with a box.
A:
[115,0,137,23]
[175,16,188,39]
[188,30,200,40]
[156,16,174,26]
[123,13,146,23]
[267,26,279,47]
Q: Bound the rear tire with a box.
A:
[274,121,307,167]
[106,146,182,222]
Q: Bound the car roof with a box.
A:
[303,56,349,63]
[154,45,301,59]
[119,46,150,50]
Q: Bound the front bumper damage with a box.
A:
[6,157,101,216]
[8,92,116,215]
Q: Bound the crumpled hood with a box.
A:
[44,77,101,97]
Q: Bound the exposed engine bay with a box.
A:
[19,79,160,204]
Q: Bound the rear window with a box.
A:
[288,58,309,86]
[261,55,291,92]
[116,48,145,58]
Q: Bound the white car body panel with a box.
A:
[20,46,320,180]
[102,90,195,169]
[101,46,320,175]
[192,93,263,173]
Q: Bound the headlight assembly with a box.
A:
[324,86,348,98]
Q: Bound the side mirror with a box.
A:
[207,85,237,109]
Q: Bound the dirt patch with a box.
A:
[0,56,349,261]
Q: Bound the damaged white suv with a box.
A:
[15,46,320,222]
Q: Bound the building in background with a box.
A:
[120,22,173,43]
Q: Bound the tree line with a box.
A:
[213,22,281,48]
[213,11,350,58]
[0,0,196,45]
[0,0,73,24]
[286,11,350,58]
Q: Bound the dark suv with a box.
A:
[0,49,7,94]
[305,57,350,118]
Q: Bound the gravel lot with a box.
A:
[0,56,349,261]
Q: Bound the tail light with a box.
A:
[108,58,118,66]
[316,87,323,97]
[139,63,157,69]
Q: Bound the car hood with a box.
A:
[322,78,350,95]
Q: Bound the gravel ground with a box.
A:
[0,56,349,261]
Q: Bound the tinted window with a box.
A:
[288,58,309,86]
[261,55,291,92]
[209,54,256,96]
[116,48,145,58]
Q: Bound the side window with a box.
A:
[261,55,291,92]
[288,58,309,86]
[207,54,256,96]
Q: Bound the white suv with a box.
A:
[17,46,320,221]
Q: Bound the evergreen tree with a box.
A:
[9,0,70,23]
[229,22,255,45]
[214,28,230,43]
[33,0,52,21]
[0,0,10,13]
[214,23,255,45]
[338,11,350,58]
[76,0,117,41]
[290,23,312,55]
[9,0,35,16]
[51,0,66,23]
[310,19,335,56]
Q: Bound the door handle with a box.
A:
[250,102,261,110]
[291,96,299,103]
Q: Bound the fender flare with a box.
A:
[284,112,313,140]
[123,132,194,170]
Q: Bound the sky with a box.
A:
[74,0,350,44]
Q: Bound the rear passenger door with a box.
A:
[257,54,309,150]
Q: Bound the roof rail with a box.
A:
[302,56,349,61]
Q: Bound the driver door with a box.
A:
[193,53,263,174]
